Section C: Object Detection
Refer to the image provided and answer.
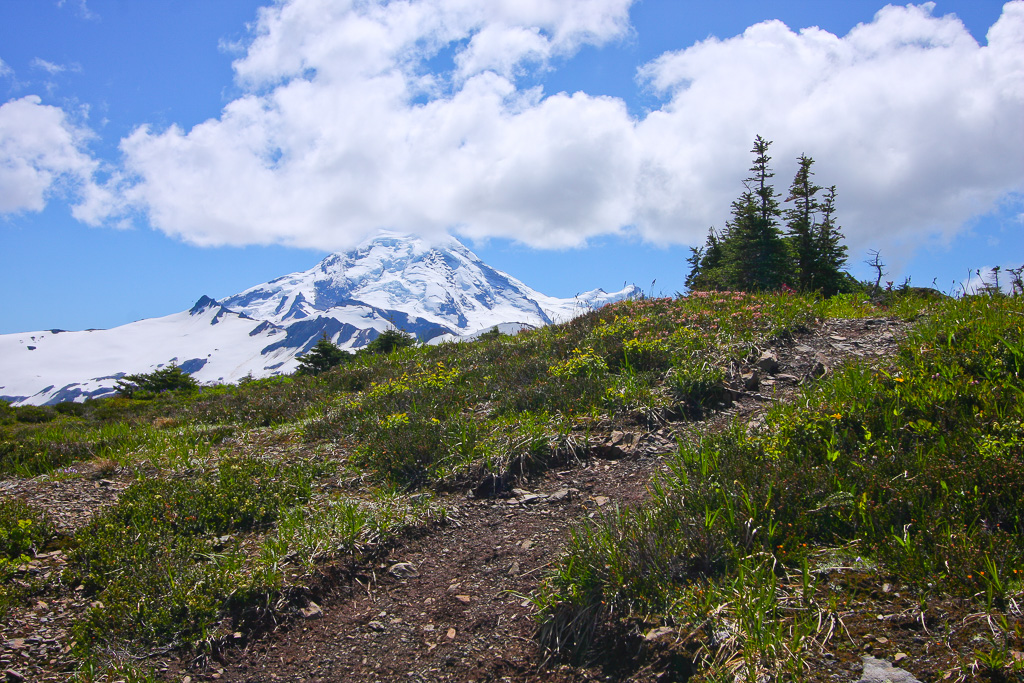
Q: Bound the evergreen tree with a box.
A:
[362,328,416,356]
[295,334,349,376]
[686,137,850,295]
[723,136,791,290]
[115,363,199,397]
[685,228,728,291]
[783,156,849,295]
[811,185,849,295]
[784,153,822,291]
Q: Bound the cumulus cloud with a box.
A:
[116,0,636,249]
[635,1,1024,254]
[0,95,107,216]
[107,0,1024,256]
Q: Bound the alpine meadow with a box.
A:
[2,1,1024,682]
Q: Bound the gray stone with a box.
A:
[808,353,830,379]
[643,626,676,642]
[299,601,323,619]
[389,562,420,579]
[742,370,760,391]
[856,656,922,683]
[547,488,573,503]
[511,488,547,504]
[755,351,780,374]
[610,431,636,447]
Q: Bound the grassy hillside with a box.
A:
[536,294,1024,681]
[1,290,1021,681]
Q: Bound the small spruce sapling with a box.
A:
[361,328,416,356]
[295,334,350,375]
[115,362,199,398]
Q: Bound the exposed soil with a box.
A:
[11,317,1016,683]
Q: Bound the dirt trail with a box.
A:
[170,317,909,683]
[197,454,662,683]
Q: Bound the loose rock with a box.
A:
[856,656,922,683]
[643,626,676,642]
[299,602,323,620]
[389,562,420,579]
[756,351,780,374]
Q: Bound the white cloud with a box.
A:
[0,95,106,216]
[634,1,1024,254]
[0,58,11,78]
[454,25,552,81]
[31,58,66,75]
[114,0,636,250]
[56,0,97,21]
[106,0,1024,257]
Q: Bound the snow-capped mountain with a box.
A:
[0,233,639,406]
[220,232,630,338]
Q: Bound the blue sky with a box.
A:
[1,0,1021,334]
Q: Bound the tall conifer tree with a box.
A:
[685,137,850,295]
[811,185,849,294]
[784,154,822,291]
[724,136,790,290]
[686,228,728,291]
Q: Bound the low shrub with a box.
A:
[0,498,54,559]
[15,405,57,423]
[67,456,326,652]
[0,499,56,619]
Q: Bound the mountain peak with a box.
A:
[221,233,557,335]
[189,295,220,314]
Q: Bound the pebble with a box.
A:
[299,602,323,620]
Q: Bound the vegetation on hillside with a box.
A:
[114,362,199,399]
[295,333,352,376]
[1,283,1022,680]
[535,294,1024,680]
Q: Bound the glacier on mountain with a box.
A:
[0,233,639,406]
